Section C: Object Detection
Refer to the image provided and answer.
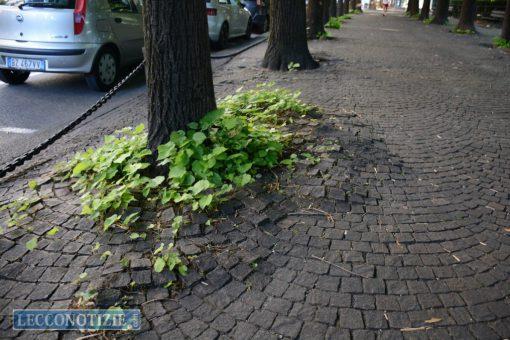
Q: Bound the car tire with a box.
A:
[215,23,229,50]
[244,18,253,39]
[0,69,30,85]
[85,47,119,92]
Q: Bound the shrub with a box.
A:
[493,36,510,49]
[325,17,342,29]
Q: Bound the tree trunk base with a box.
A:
[456,23,476,32]
[262,52,319,71]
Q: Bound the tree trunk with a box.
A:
[501,0,510,40]
[143,0,216,157]
[350,0,356,12]
[344,0,350,14]
[408,0,420,15]
[456,0,476,31]
[419,0,431,19]
[431,0,449,24]
[263,0,318,70]
[338,0,345,15]
[307,0,326,39]
[323,0,331,24]
[330,0,338,16]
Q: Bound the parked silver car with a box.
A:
[0,0,144,91]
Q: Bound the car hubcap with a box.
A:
[98,53,116,85]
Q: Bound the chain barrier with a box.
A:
[0,61,145,179]
[0,35,268,180]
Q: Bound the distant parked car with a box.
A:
[0,0,144,91]
[207,0,252,49]
[241,0,269,33]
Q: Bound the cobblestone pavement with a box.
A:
[1,12,510,340]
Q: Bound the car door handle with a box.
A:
[114,17,123,23]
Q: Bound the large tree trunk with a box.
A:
[338,0,345,15]
[263,0,318,70]
[330,0,338,16]
[143,0,216,157]
[419,0,431,19]
[456,0,476,31]
[344,0,350,14]
[431,0,449,24]
[408,0,420,15]
[501,0,510,40]
[323,0,331,24]
[350,0,356,12]
[307,0,326,39]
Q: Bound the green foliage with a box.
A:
[153,243,187,278]
[287,62,301,71]
[339,14,352,20]
[423,17,433,24]
[57,84,315,285]
[351,9,362,14]
[493,36,510,48]
[452,27,475,34]
[1,196,41,229]
[317,30,332,40]
[325,17,342,29]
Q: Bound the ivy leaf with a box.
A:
[191,180,211,195]
[178,264,188,276]
[103,214,119,230]
[46,227,59,236]
[154,258,166,273]
[192,132,207,145]
[169,166,186,179]
[199,194,213,209]
[72,161,92,176]
[100,250,112,260]
[28,180,38,190]
[26,237,38,251]
[81,204,93,215]
[130,233,140,240]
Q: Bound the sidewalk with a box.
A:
[1,12,509,339]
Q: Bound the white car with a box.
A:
[206,0,252,49]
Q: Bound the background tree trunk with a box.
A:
[501,0,510,40]
[456,0,476,31]
[431,0,449,24]
[143,0,216,157]
[408,0,420,15]
[419,0,431,19]
[330,0,338,16]
[344,0,350,14]
[263,0,318,70]
[350,0,356,12]
[307,0,326,39]
[323,0,331,24]
[338,0,345,15]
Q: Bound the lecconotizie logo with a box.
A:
[13,310,141,331]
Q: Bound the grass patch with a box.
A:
[423,17,433,24]
[493,36,510,48]
[325,17,342,29]
[452,27,475,34]
[350,9,362,14]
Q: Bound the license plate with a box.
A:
[6,57,45,71]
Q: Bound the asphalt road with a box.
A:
[0,35,265,167]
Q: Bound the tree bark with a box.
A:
[323,0,331,24]
[419,0,431,19]
[344,0,350,14]
[338,0,345,15]
[408,0,420,15]
[456,0,476,31]
[431,0,449,24]
[501,0,510,40]
[143,0,216,157]
[330,0,338,16]
[307,0,326,39]
[263,0,318,70]
[350,0,356,12]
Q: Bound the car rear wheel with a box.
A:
[215,23,229,50]
[0,69,30,85]
[85,47,119,92]
[244,18,253,39]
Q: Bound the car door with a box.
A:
[107,0,144,64]
[230,0,246,35]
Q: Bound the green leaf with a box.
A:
[133,123,145,134]
[192,132,207,145]
[200,109,224,129]
[72,161,92,176]
[198,194,213,209]
[46,227,59,236]
[191,180,211,195]
[28,180,38,190]
[154,257,165,273]
[130,233,140,240]
[178,264,188,276]
[100,250,112,260]
[168,166,186,179]
[25,237,38,251]
[154,243,165,255]
[103,214,119,230]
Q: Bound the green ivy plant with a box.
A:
[325,17,342,29]
[493,36,510,49]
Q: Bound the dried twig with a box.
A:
[311,255,371,279]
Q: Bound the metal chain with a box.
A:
[0,61,145,179]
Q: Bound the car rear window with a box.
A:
[0,0,76,8]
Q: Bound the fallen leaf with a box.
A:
[425,317,442,324]
[401,326,427,332]
[504,228,510,232]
